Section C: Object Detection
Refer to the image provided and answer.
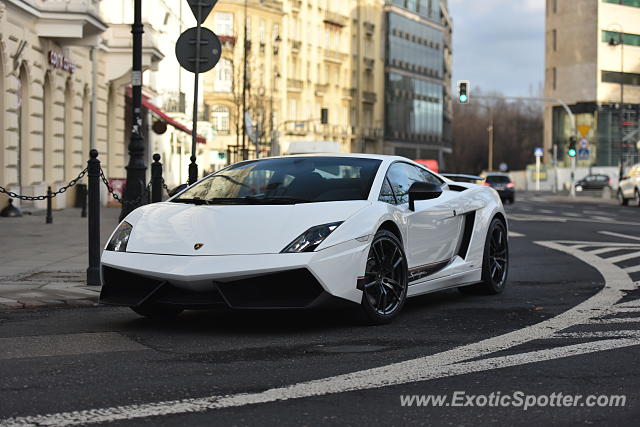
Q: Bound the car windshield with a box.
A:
[485,175,511,184]
[174,157,382,205]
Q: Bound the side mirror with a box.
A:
[408,182,442,211]
[168,184,188,197]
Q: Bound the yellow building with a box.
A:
[202,0,386,163]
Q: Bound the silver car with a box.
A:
[618,164,640,206]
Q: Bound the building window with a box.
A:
[552,67,557,90]
[289,99,298,121]
[602,0,640,8]
[214,13,234,36]
[213,59,233,92]
[211,105,230,134]
[602,70,640,86]
[602,30,640,47]
[553,0,558,12]
[552,29,557,51]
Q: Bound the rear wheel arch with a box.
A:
[492,212,507,229]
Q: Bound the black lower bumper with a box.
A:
[100,266,326,310]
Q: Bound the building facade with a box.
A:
[0,0,211,210]
[202,0,387,163]
[544,0,640,169]
[382,0,452,167]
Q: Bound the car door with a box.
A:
[622,167,637,198]
[384,163,463,276]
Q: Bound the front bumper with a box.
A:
[99,239,369,309]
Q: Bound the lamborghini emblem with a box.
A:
[194,243,204,250]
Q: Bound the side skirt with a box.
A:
[406,268,482,298]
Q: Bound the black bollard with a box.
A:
[80,184,87,218]
[87,149,101,286]
[46,186,53,224]
[151,153,163,203]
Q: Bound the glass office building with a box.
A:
[383,0,452,164]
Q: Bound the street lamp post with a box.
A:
[120,0,146,221]
[608,25,625,181]
[270,34,281,157]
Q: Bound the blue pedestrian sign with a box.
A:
[534,147,544,158]
[578,148,590,161]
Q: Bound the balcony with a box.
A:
[29,0,106,42]
[324,11,349,27]
[363,21,375,37]
[364,57,375,70]
[287,79,304,92]
[103,23,164,82]
[315,83,330,96]
[219,35,237,47]
[291,0,302,12]
[342,88,356,99]
[363,91,377,104]
[290,39,302,53]
[324,49,348,63]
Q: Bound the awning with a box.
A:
[126,88,206,144]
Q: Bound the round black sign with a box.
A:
[176,27,222,74]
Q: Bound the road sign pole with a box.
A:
[570,156,577,198]
[188,5,203,186]
[535,156,541,192]
[553,143,558,194]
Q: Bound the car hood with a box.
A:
[123,201,371,256]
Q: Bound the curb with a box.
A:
[0,297,99,311]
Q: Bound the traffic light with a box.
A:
[457,80,470,104]
[568,137,577,158]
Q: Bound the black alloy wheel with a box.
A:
[359,230,408,325]
[460,218,509,295]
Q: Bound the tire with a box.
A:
[459,218,509,295]
[509,196,515,204]
[131,304,183,319]
[358,230,408,325]
[635,189,640,207]
[618,190,629,206]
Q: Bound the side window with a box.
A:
[418,167,444,186]
[386,163,426,205]
[379,177,397,205]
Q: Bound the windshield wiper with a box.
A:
[172,198,210,205]
[242,196,312,204]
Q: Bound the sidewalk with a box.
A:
[519,190,618,205]
[0,207,121,310]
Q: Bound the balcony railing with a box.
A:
[324,49,348,63]
[315,83,330,96]
[287,79,304,91]
[34,0,100,16]
[363,91,377,104]
[324,11,348,27]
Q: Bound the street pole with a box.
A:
[488,115,494,171]
[619,35,625,181]
[242,0,248,160]
[188,5,203,185]
[570,155,577,197]
[553,143,558,193]
[535,155,541,192]
[120,0,146,221]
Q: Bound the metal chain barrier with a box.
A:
[0,168,88,201]
[99,167,151,206]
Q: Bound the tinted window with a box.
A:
[386,163,427,205]
[419,168,444,186]
[177,157,382,203]
[485,175,511,184]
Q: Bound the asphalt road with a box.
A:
[1,195,640,426]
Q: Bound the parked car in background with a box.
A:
[481,173,515,204]
[618,164,640,206]
[575,174,611,192]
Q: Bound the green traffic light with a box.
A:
[568,149,577,157]
[459,94,468,103]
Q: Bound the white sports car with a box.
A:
[100,154,509,324]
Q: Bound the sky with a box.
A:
[449,0,546,97]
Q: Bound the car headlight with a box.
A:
[281,222,343,253]
[106,221,133,252]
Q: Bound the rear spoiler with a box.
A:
[441,173,485,182]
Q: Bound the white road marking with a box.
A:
[589,247,629,255]
[563,212,580,217]
[538,209,553,214]
[2,242,639,426]
[0,333,147,360]
[508,231,525,238]
[590,216,614,222]
[509,214,640,227]
[599,231,640,242]
[606,252,640,264]
[4,338,640,427]
[624,265,640,274]
[556,331,640,339]
[590,317,640,324]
